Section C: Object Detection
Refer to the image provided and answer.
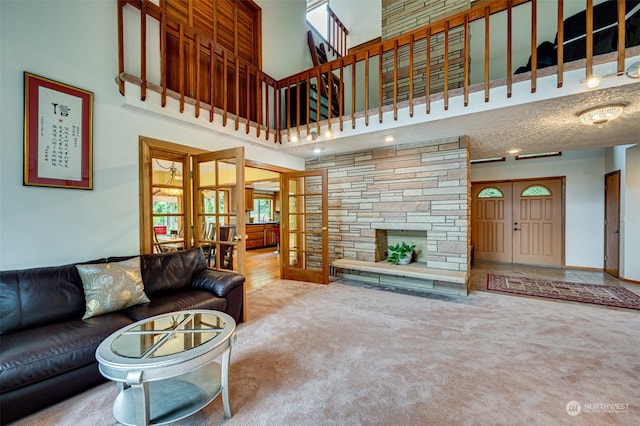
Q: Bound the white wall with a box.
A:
[471,149,606,269]
[330,0,382,49]
[0,0,303,270]
[624,145,640,281]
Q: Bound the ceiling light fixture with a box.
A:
[507,149,521,155]
[578,103,626,125]
[384,135,394,142]
[306,131,318,142]
[586,77,600,88]
[290,133,299,142]
[313,147,322,154]
[324,130,332,138]
[626,62,640,79]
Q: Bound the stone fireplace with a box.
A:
[375,228,429,263]
[306,137,471,296]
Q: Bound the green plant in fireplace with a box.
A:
[386,242,416,265]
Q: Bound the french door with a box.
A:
[281,169,329,284]
[472,178,563,266]
[140,137,246,273]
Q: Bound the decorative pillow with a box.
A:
[76,257,150,319]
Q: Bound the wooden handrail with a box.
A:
[327,6,348,57]
[117,0,633,147]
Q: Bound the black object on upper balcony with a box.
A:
[515,0,640,74]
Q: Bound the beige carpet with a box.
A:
[12,280,640,425]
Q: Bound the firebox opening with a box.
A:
[375,229,428,264]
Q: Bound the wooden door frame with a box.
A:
[471,176,566,267]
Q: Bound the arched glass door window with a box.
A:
[477,187,503,198]
[521,185,551,197]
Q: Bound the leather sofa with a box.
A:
[0,248,244,424]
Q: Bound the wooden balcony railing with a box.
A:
[117,0,637,146]
[327,6,348,57]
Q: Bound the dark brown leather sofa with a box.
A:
[0,248,244,424]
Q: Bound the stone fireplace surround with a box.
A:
[306,137,471,296]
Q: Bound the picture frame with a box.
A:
[23,72,93,189]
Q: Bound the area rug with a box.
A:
[487,274,640,310]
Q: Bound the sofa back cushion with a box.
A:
[140,248,207,297]
[0,264,86,335]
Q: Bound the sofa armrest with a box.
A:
[190,269,245,298]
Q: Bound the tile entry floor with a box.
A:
[470,261,640,296]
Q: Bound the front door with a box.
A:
[281,169,329,284]
[604,171,620,277]
[512,179,563,266]
[472,178,563,267]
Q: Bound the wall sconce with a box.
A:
[626,62,640,79]
[306,131,318,141]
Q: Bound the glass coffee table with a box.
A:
[96,310,236,426]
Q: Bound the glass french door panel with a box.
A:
[151,158,185,252]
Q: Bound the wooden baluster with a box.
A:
[286,77,291,138]
[426,28,431,114]
[364,50,369,126]
[140,1,147,101]
[617,0,625,74]
[222,50,227,127]
[586,0,593,81]
[265,77,270,141]
[484,6,490,102]
[209,43,215,122]
[557,0,564,88]
[464,14,469,106]
[117,0,125,95]
[235,57,240,131]
[179,23,185,113]
[256,73,262,138]
[277,80,282,143]
[378,44,383,123]
[195,33,201,118]
[306,72,311,136]
[161,13,167,107]
[296,75,301,137]
[530,0,537,94]
[351,55,356,129]
[506,0,513,98]
[444,21,449,111]
[339,57,344,132]
[246,65,250,134]
[409,34,414,117]
[327,65,333,134]
[393,40,398,120]
[316,68,321,136]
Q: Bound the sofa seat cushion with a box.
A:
[0,312,132,392]
[122,290,227,322]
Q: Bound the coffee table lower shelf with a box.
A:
[113,362,222,426]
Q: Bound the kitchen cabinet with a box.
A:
[245,188,254,208]
[274,191,280,212]
[246,223,278,249]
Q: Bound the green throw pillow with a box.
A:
[76,257,150,319]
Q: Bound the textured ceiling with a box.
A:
[278,81,640,160]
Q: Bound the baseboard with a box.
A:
[622,277,640,285]
[562,265,603,272]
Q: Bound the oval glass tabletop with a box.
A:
[111,312,228,359]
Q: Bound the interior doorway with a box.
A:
[471,178,564,267]
[604,171,621,277]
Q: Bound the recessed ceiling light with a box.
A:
[324,130,332,138]
[508,149,521,155]
[384,135,394,142]
[626,62,640,79]
[586,77,600,88]
[313,147,322,154]
[290,134,298,142]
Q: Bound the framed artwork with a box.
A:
[23,72,93,189]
